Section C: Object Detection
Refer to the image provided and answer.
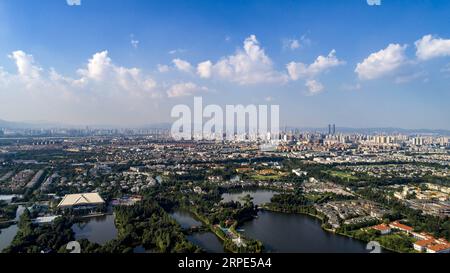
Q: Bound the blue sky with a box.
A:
[0,0,449,129]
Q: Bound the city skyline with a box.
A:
[0,0,449,129]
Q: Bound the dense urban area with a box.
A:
[0,126,449,254]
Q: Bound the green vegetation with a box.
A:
[323,170,358,181]
[101,201,201,253]
[3,209,75,253]
[345,229,416,253]
[0,201,17,222]
[358,187,450,240]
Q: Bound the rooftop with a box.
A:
[57,193,105,208]
[389,221,413,231]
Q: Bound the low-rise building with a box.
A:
[370,224,391,235]
[57,193,105,212]
[389,221,413,234]
[426,243,450,253]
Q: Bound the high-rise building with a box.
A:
[332,124,336,135]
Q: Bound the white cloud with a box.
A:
[166,82,208,98]
[196,35,288,85]
[8,50,42,80]
[287,50,344,80]
[305,79,324,94]
[77,51,112,81]
[172,58,193,73]
[75,51,160,97]
[157,64,170,73]
[283,36,311,51]
[66,0,81,6]
[2,50,161,99]
[169,49,186,55]
[355,44,407,80]
[415,34,450,61]
[0,50,217,125]
[197,61,213,78]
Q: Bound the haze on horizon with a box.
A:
[0,0,449,129]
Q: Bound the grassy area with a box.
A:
[323,170,358,181]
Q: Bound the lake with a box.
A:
[221,190,277,206]
[0,205,25,252]
[170,210,225,253]
[173,190,378,253]
[0,224,18,252]
[187,232,225,253]
[170,210,202,229]
[72,214,118,245]
[241,210,375,253]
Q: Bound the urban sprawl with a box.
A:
[0,126,449,254]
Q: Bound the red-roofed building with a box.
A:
[389,221,413,234]
[413,239,434,252]
[426,243,450,254]
[370,224,391,235]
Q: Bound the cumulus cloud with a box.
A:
[305,79,324,94]
[172,58,193,73]
[415,34,450,61]
[287,49,344,80]
[285,50,343,95]
[8,50,42,80]
[1,50,161,100]
[0,50,182,125]
[166,82,208,98]
[355,44,407,80]
[197,60,213,78]
[77,51,112,81]
[74,50,159,97]
[195,35,289,85]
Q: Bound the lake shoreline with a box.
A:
[259,206,398,253]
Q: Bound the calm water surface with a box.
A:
[0,205,25,252]
[221,190,277,206]
[241,211,374,253]
[170,210,224,253]
[72,214,118,245]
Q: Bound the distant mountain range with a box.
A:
[1,119,449,135]
[0,119,173,130]
[0,119,70,129]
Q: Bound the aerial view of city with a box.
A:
[0,0,448,270]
